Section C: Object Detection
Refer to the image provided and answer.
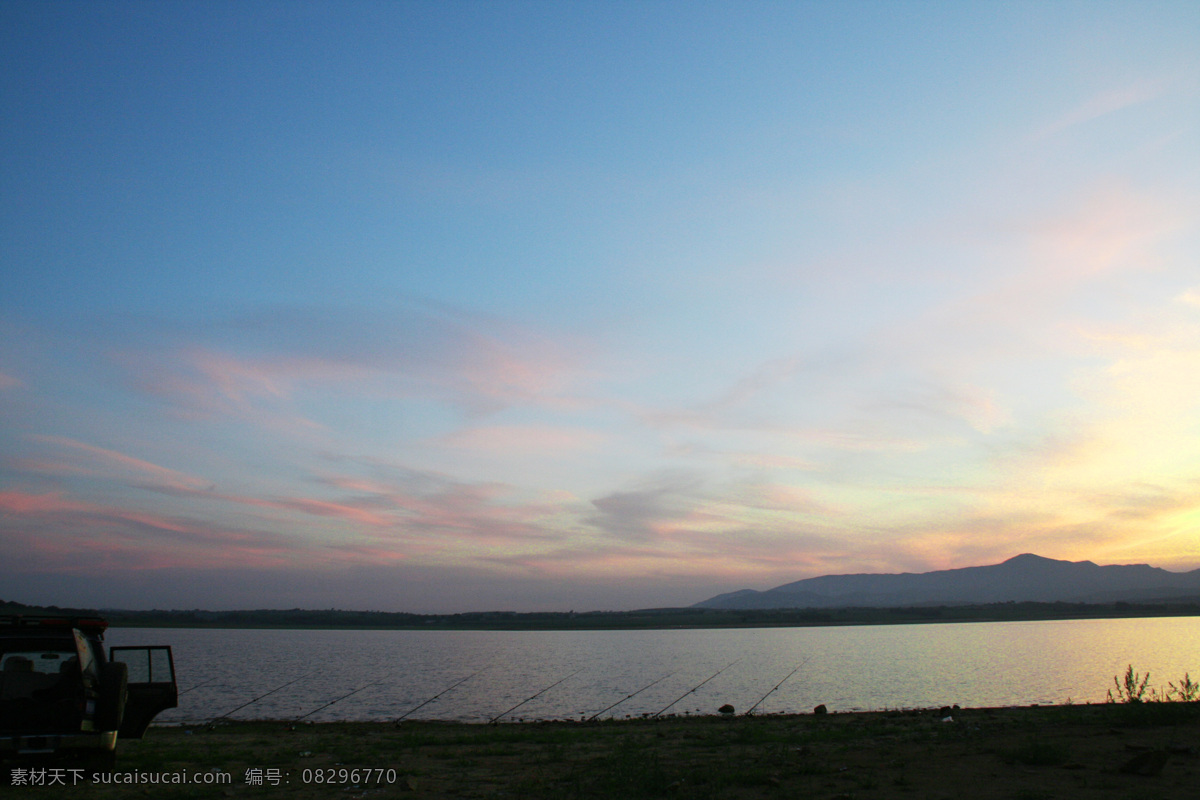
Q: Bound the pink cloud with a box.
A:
[729,453,820,471]
[321,543,410,564]
[116,308,588,424]
[6,458,98,478]
[30,435,211,491]
[130,480,399,529]
[1021,185,1182,282]
[312,463,578,550]
[386,484,566,546]
[438,424,602,453]
[0,490,301,572]
[123,347,330,430]
[249,495,394,528]
[490,533,846,588]
[130,456,580,553]
[1033,79,1166,140]
[0,490,95,515]
[452,338,576,407]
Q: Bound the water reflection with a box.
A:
[106,617,1200,723]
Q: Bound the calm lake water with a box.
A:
[107,617,1200,724]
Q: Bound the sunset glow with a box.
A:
[2,1,1198,611]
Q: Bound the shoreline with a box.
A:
[101,603,1200,632]
[15,702,1200,798]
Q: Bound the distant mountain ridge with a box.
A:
[694,554,1200,610]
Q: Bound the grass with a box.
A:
[1109,665,1152,703]
[1102,665,1200,729]
[1108,665,1200,704]
[5,685,1200,798]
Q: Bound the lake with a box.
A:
[106,616,1200,724]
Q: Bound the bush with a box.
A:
[1107,665,1200,703]
[1108,665,1150,703]
[1167,673,1199,702]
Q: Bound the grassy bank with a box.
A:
[8,702,1200,798]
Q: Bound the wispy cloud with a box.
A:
[0,490,93,515]
[115,305,586,424]
[0,489,300,572]
[1032,79,1167,141]
[588,480,696,543]
[306,455,582,554]
[437,424,603,454]
[233,493,397,528]
[28,436,212,492]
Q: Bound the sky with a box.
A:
[2,1,1199,613]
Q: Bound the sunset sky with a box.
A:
[3,1,1199,612]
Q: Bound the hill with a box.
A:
[694,553,1200,610]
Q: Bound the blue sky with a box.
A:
[3,1,1199,612]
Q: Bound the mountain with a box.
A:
[694,554,1200,610]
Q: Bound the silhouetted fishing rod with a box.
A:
[745,657,811,716]
[178,677,217,696]
[210,672,314,723]
[586,672,675,722]
[394,668,488,724]
[489,669,583,724]
[653,659,740,718]
[293,681,380,722]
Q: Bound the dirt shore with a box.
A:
[7,703,1200,798]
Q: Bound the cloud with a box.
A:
[0,490,300,572]
[28,436,212,492]
[1178,287,1200,308]
[577,471,848,585]
[633,350,980,460]
[437,424,603,454]
[116,305,583,422]
[1021,186,1182,282]
[859,378,1011,436]
[0,560,736,613]
[124,458,573,542]
[1032,79,1167,141]
[729,452,821,471]
[587,473,704,543]
[0,490,93,515]
[235,493,397,528]
[901,185,1185,368]
[304,454,583,555]
[664,441,820,472]
[1094,481,1200,523]
[2,439,409,537]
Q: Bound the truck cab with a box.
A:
[0,616,177,765]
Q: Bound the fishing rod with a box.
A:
[489,669,583,724]
[585,672,675,722]
[293,681,380,722]
[393,667,488,724]
[209,672,314,724]
[652,659,740,718]
[744,657,811,716]
[178,677,217,696]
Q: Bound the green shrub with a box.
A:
[1107,665,1150,703]
[1167,673,1199,702]
[1107,666,1200,704]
